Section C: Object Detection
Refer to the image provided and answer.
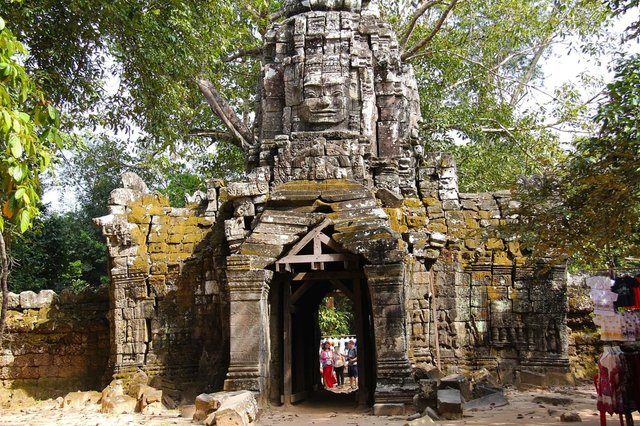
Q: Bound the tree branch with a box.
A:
[197,79,256,152]
[399,0,441,48]
[222,46,263,63]
[187,128,237,143]
[401,0,461,61]
[509,36,553,107]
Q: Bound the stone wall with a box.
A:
[0,288,109,401]
[95,173,230,391]
[399,153,572,386]
[566,272,602,380]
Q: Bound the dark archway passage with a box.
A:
[267,221,376,407]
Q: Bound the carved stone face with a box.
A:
[300,76,349,127]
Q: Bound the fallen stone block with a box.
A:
[61,390,102,410]
[532,395,573,406]
[101,394,137,414]
[417,379,438,403]
[472,382,503,399]
[373,403,405,416]
[404,415,435,425]
[376,188,404,207]
[560,412,582,422]
[35,289,57,307]
[141,401,164,415]
[194,391,253,422]
[180,404,196,419]
[413,393,428,414]
[102,379,124,400]
[19,291,38,309]
[208,391,258,426]
[136,384,162,412]
[437,388,462,420]
[439,374,472,401]
[424,406,440,421]
[462,392,509,411]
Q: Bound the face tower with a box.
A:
[253,0,423,196]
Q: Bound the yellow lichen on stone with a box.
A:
[427,221,447,233]
[493,250,512,266]
[403,198,422,208]
[127,204,149,224]
[384,208,404,232]
[422,197,440,207]
[131,252,150,274]
[129,226,148,246]
[486,238,504,250]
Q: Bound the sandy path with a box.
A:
[0,384,625,426]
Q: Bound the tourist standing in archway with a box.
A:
[320,342,336,389]
[333,343,346,388]
[346,340,358,389]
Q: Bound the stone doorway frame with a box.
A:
[275,219,373,406]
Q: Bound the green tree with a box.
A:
[318,295,354,337]
[9,211,109,293]
[0,16,64,339]
[513,54,640,267]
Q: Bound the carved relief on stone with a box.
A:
[257,4,422,192]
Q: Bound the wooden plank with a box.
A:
[278,218,331,260]
[318,233,344,253]
[284,279,292,406]
[277,253,356,265]
[353,277,366,405]
[291,271,361,281]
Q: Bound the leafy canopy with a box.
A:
[514,54,640,267]
[0,15,64,234]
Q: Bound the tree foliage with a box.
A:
[513,54,640,267]
[318,295,354,337]
[9,211,109,293]
[0,15,64,339]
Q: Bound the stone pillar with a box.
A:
[365,264,417,414]
[223,266,273,404]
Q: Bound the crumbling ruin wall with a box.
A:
[0,288,109,401]
[399,153,572,385]
[95,174,230,390]
[566,272,601,380]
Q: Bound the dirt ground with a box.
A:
[0,384,630,426]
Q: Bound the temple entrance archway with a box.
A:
[271,220,376,406]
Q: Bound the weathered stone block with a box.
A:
[437,388,462,420]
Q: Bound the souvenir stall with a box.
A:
[588,275,640,426]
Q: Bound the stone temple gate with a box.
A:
[96,0,572,414]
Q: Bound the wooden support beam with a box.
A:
[278,253,357,265]
[280,219,332,258]
[291,271,361,281]
[283,279,292,406]
[353,276,366,405]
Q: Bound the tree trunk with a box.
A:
[0,231,9,345]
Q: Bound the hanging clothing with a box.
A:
[612,276,637,309]
[596,347,640,415]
